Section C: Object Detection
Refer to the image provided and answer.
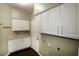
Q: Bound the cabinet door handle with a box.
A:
[61,25,63,34]
[57,25,59,34]
[37,36,39,40]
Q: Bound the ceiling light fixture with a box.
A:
[18,3,31,5]
[36,5,43,11]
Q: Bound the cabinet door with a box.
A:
[49,36,78,56]
[39,34,49,56]
[48,6,61,35]
[40,11,49,33]
[40,34,78,56]
[12,19,29,31]
[61,4,78,38]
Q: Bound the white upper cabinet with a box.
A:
[60,4,78,38]
[40,3,79,39]
[11,8,30,31]
[40,11,49,33]
[48,6,61,35]
[12,19,29,31]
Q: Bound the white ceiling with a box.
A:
[7,3,61,13]
[34,3,61,14]
[7,3,34,12]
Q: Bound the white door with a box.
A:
[48,6,61,35]
[61,3,78,38]
[77,4,79,37]
[40,11,49,34]
[31,15,41,53]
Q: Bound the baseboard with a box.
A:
[6,47,42,56]
[12,47,31,53]
[5,52,11,56]
[9,46,31,53]
[38,52,42,56]
[7,47,31,56]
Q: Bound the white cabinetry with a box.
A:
[12,19,29,31]
[48,5,61,35]
[8,38,31,53]
[40,11,49,33]
[60,4,78,38]
[40,3,79,39]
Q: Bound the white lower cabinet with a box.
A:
[40,3,79,39]
[39,34,78,56]
[8,38,31,53]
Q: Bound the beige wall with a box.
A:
[0,4,31,55]
[0,25,8,55]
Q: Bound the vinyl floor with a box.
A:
[9,47,39,56]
